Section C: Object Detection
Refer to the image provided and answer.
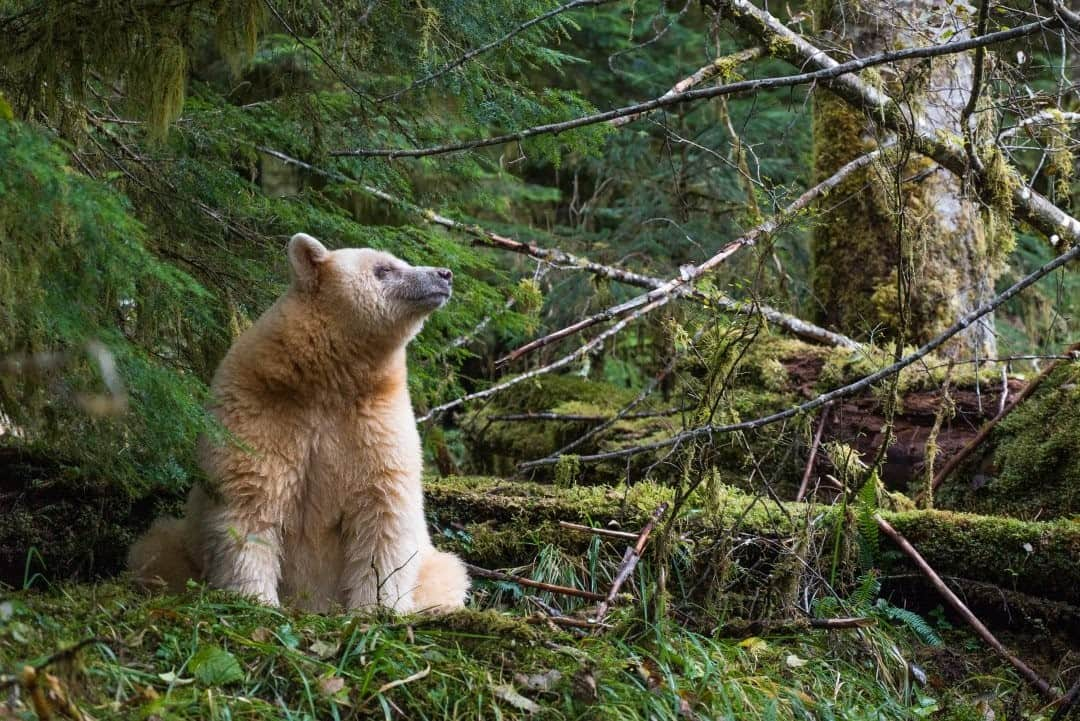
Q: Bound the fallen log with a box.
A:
[426,476,1080,610]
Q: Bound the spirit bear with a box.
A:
[128,233,469,612]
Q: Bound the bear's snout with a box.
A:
[434,268,453,283]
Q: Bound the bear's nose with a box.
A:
[436,268,453,283]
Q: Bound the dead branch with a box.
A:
[519,328,704,472]
[874,514,1057,701]
[931,341,1080,491]
[496,144,883,367]
[610,46,765,127]
[795,402,831,502]
[418,295,672,423]
[490,406,688,423]
[465,563,606,601]
[719,616,874,636]
[558,521,639,540]
[526,242,1080,467]
[526,613,611,629]
[331,15,1060,158]
[260,145,856,348]
[1052,676,1080,721]
[593,502,668,624]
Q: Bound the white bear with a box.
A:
[128,233,469,612]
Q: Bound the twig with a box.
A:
[496,144,883,366]
[999,110,1080,140]
[874,515,1057,701]
[491,407,688,423]
[465,563,606,601]
[526,614,610,629]
[519,328,704,471]
[331,16,1060,158]
[379,0,614,101]
[526,243,1080,467]
[558,521,639,540]
[418,296,672,423]
[931,342,1080,491]
[719,616,874,636]
[593,502,668,623]
[795,402,831,502]
[610,46,765,127]
[1052,676,1080,721]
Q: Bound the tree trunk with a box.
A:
[811,0,1003,359]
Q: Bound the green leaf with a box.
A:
[189,644,244,686]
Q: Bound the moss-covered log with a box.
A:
[426,476,1080,609]
[938,360,1080,519]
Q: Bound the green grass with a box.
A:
[0,579,1039,721]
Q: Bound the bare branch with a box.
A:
[497,144,885,366]
[610,45,765,127]
[259,145,860,349]
[418,296,672,423]
[332,15,1062,159]
[876,515,1057,701]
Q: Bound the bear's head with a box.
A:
[287,233,452,352]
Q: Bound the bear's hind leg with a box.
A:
[190,486,283,606]
[412,549,470,612]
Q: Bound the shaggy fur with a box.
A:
[128,233,469,612]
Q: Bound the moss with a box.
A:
[939,361,1080,519]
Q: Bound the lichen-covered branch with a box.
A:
[718,0,1080,250]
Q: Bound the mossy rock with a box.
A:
[938,361,1080,520]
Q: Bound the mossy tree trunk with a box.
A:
[812,0,1002,358]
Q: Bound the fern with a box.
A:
[855,472,880,571]
[849,570,882,608]
[874,598,943,646]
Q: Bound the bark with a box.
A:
[811,0,999,358]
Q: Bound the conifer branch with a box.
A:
[332,15,1061,159]
[379,0,615,102]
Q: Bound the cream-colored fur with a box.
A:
[128,233,469,613]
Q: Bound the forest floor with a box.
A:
[0,579,1065,721]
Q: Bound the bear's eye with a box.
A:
[373,264,394,280]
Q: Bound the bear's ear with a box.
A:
[288,233,329,291]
